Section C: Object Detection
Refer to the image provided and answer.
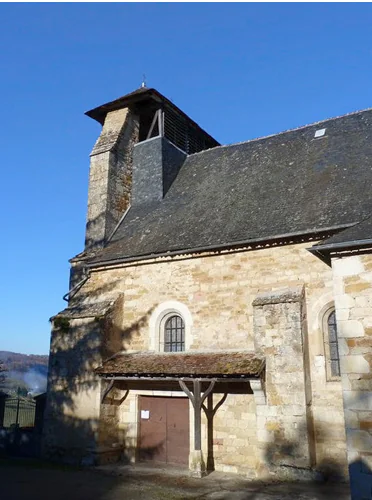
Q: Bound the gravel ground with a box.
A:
[0,460,351,500]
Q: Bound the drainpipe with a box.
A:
[62,269,91,302]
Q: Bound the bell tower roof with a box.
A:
[85,87,220,155]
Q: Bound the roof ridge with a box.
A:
[189,106,372,158]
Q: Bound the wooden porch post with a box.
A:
[193,380,202,451]
[179,378,215,477]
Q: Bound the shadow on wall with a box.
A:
[42,300,158,467]
[262,418,372,500]
[198,389,369,498]
[196,395,356,499]
[68,278,122,304]
[84,215,107,253]
[201,388,350,483]
[349,459,372,500]
[341,390,372,500]
[203,391,228,472]
[264,420,346,482]
[202,383,254,473]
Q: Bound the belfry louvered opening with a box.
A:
[163,107,217,154]
[139,105,219,155]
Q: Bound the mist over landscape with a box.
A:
[0,351,48,395]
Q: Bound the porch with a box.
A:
[96,350,265,477]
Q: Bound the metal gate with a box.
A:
[3,396,36,428]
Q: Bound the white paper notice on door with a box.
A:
[141,410,150,419]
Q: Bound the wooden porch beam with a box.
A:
[178,378,216,452]
[101,379,115,403]
[179,380,195,406]
[202,392,228,417]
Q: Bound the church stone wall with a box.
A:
[252,287,316,478]
[72,241,348,476]
[85,108,139,250]
[42,299,125,464]
[332,253,372,498]
[42,318,102,463]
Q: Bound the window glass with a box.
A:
[327,310,340,377]
[164,315,185,352]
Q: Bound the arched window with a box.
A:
[149,301,193,352]
[164,315,185,352]
[322,306,341,380]
[327,310,340,377]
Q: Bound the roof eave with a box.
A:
[308,238,372,265]
[85,88,162,124]
[85,224,354,269]
[97,375,262,383]
[311,238,372,252]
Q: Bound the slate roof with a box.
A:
[52,300,114,320]
[87,108,372,266]
[314,214,372,249]
[96,351,264,378]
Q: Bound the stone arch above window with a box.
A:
[321,304,341,380]
[149,301,193,352]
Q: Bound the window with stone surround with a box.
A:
[322,306,341,380]
[149,301,193,352]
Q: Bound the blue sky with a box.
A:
[1,3,372,354]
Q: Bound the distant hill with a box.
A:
[0,351,49,395]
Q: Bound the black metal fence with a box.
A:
[0,394,45,458]
[3,396,36,428]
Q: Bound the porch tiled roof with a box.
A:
[96,351,265,378]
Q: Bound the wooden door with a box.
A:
[138,396,189,465]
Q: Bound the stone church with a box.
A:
[43,87,372,494]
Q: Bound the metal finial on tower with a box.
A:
[141,74,147,88]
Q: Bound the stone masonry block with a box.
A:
[335,294,355,309]
[347,430,372,454]
[343,390,372,411]
[252,286,304,306]
[340,355,370,374]
[337,320,365,338]
[333,256,365,277]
